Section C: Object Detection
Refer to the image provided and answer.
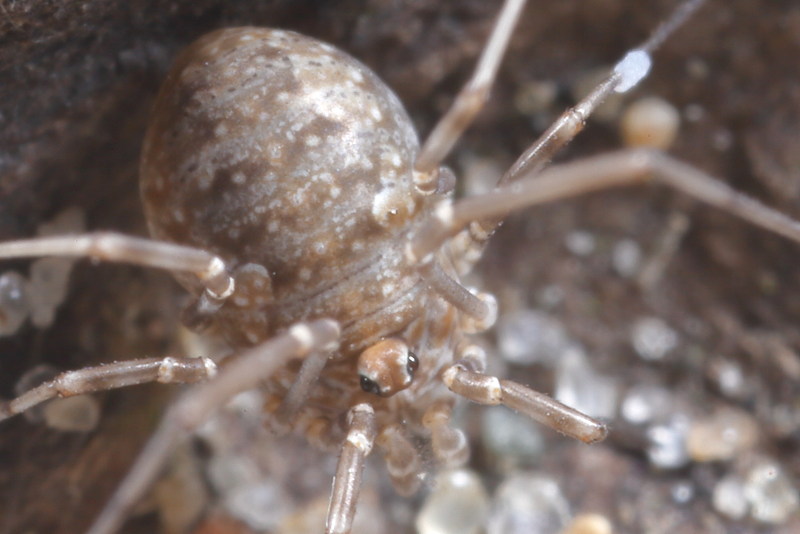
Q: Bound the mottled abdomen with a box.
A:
[140,28,431,345]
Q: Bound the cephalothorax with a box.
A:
[3,1,800,533]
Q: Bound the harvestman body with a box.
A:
[3,0,800,532]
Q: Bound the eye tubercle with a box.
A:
[357,338,417,397]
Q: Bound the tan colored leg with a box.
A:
[443,359,607,445]
[326,403,377,534]
[86,319,340,534]
[0,232,234,299]
[0,356,216,423]
[413,0,527,184]
[408,149,800,265]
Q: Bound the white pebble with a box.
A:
[488,474,570,534]
[42,395,101,432]
[713,475,748,520]
[630,316,679,361]
[564,230,596,257]
[496,309,571,366]
[555,346,618,419]
[417,469,489,534]
[744,461,799,524]
[612,238,642,278]
[645,415,690,469]
[0,271,31,335]
[28,257,75,328]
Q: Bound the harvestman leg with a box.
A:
[326,403,377,534]
[414,0,708,312]
[408,149,800,265]
[0,232,235,299]
[413,0,527,189]
[0,356,217,423]
[443,351,607,444]
[87,319,340,534]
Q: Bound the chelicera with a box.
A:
[2,0,800,532]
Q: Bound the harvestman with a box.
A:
[2,0,800,533]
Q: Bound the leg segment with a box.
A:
[0,356,217,423]
[326,403,377,534]
[408,149,800,265]
[273,349,330,432]
[86,319,340,534]
[376,424,423,496]
[418,261,497,331]
[422,398,470,467]
[413,0,527,184]
[443,358,607,445]
[0,232,234,299]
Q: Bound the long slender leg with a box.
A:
[0,356,217,423]
[407,149,800,265]
[273,349,330,432]
[413,0,527,187]
[86,319,340,534]
[443,358,608,445]
[0,232,234,299]
[497,0,708,190]
[459,0,708,251]
[376,424,423,496]
[326,403,377,534]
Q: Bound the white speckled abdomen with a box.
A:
[141,28,434,350]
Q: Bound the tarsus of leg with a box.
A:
[414,0,528,182]
[85,319,340,534]
[407,149,800,266]
[452,0,708,249]
[0,232,234,299]
[0,356,217,423]
[326,403,377,534]
[498,0,707,190]
[443,359,608,444]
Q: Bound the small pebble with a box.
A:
[0,271,30,335]
[561,513,613,534]
[564,230,596,257]
[555,347,617,419]
[42,395,101,432]
[497,309,571,366]
[482,406,545,469]
[619,96,680,150]
[28,257,74,328]
[645,415,690,469]
[712,475,748,520]
[417,469,489,534]
[686,408,759,462]
[744,461,799,524]
[224,480,290,531]
[488,474,570,534]
[612,239,642,278]
[630,317,678,361]
[620,384,673,425]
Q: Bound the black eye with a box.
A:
[406,351,419,376]
[359,375,382,395]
